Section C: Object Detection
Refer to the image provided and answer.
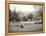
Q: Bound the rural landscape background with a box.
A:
[9,4,43,32]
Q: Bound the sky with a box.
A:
[10,4,42,16]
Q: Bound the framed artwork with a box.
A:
[5,1,45,36]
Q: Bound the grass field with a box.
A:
[10,21,43,32]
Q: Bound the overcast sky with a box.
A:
[10,4,42,16]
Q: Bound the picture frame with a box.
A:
[5,1,45,36]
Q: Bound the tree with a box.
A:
[27,13,33,21]
[13,10,21,22]
[39,10,43,23]
[9,9,12,21]
[22,16,27,21]
[37,10,43,23]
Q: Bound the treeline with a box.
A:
[9,9,34,22]
[9,9,43,23]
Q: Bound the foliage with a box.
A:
[27,13,33,20]
[22,16,27,21]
